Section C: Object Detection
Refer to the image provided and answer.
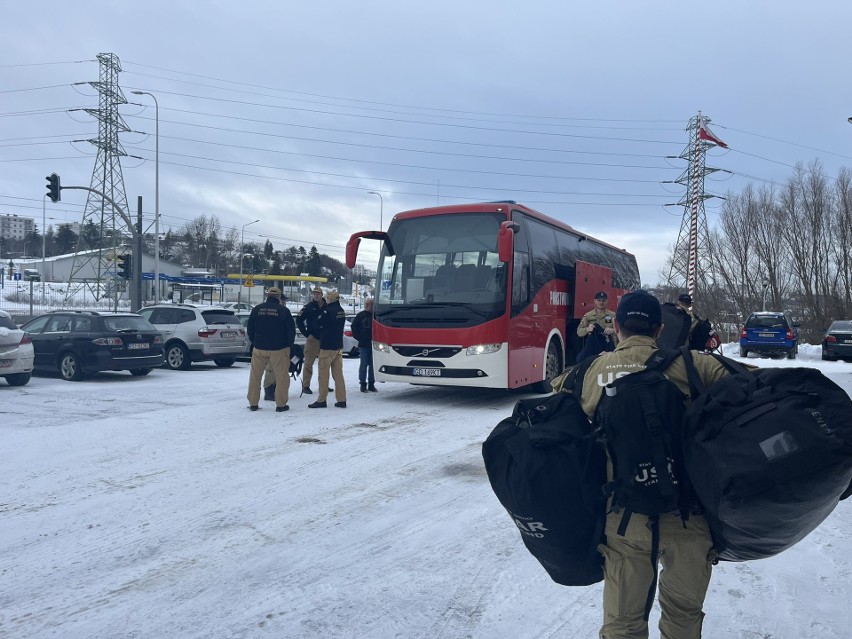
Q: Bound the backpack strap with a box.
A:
[643,348,683,372]
[643,516,661,621]
[680,346,752,398]
[568,353,599,398]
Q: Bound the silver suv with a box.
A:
[138,304,247,370]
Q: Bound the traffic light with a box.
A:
[117,254,132,280]
[45,173,61,203]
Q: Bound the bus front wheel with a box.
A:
[532,341,562,394]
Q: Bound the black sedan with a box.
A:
[21,310,164,381]
[822,320,852,361]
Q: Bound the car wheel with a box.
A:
[4,372,31,386]
[214,358,235,368]
[740,347,748,357]
[130,368,153,376]
[59,352,85,381]
[532,340,562,394]
[165,343,192,371]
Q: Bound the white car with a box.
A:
[218,302,254,312]
[290,315,360,358]
[0,309,35,386]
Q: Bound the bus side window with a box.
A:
[512,253,530,312]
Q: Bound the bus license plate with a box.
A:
[413,368,441,377]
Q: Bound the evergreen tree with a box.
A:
[55,224,77,255]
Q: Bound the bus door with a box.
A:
[508,217,533,387]
[574,260,616,318]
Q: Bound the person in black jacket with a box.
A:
[351,298,376,393]
[246,287,296,412]
[308,290,347,408]
[296,287,325,394]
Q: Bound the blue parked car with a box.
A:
[739,311,799,359]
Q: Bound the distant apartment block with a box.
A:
[0,214,35,240]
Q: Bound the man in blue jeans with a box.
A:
[351,298,376,393]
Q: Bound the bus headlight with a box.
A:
[466,343,502,356]
[373,341,391,353]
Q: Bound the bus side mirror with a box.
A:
[346,236,361,269]
[346,230,394,269]
[498,221,519,263]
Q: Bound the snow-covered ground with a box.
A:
[2,344,851,639]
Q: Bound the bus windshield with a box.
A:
[375,212,507,325]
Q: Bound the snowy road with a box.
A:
[3,347,852,638]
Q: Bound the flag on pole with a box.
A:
[699,117,728,148]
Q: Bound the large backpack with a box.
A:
[681,351,852,561]
[482,363,607,586]
[688,317,716,351]
[594,350,695,523]
[657,303,692,350]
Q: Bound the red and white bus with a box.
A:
[346,201,640,391]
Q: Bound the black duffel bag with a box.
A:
[482,390,607,586]
[682,353,852,562]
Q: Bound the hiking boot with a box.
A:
[249,405,259,411]
[368,384,378,392]
[264,384,276,401]
[275,405,289,412]
[360,383,367,393]
[302,387,313,394]
[334,401,347,408]
[308,401,327,408]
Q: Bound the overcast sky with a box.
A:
[3,1,852,285]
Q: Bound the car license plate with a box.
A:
[221,331,237,338]
[413,368,441,377]
[844,339,852,344]
[758,332,775,338]
[128,343,148,350]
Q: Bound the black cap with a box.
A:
[616,290,662,328]
[594,291,608,300]
[678,293,692,305]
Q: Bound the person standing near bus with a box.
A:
[308,290,348,408]
[351,298,377,393]
[576,291,617,362]
[296,286,325,394]
[246,287,295,412]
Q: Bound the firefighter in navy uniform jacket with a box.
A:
[246,287,296,412]
[296,287,325,394]
[307,290,348,409]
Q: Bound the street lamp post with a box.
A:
[367,190,384,231]
[132,91,159,301]
[42,194,46,303]
[238,219,260,303]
